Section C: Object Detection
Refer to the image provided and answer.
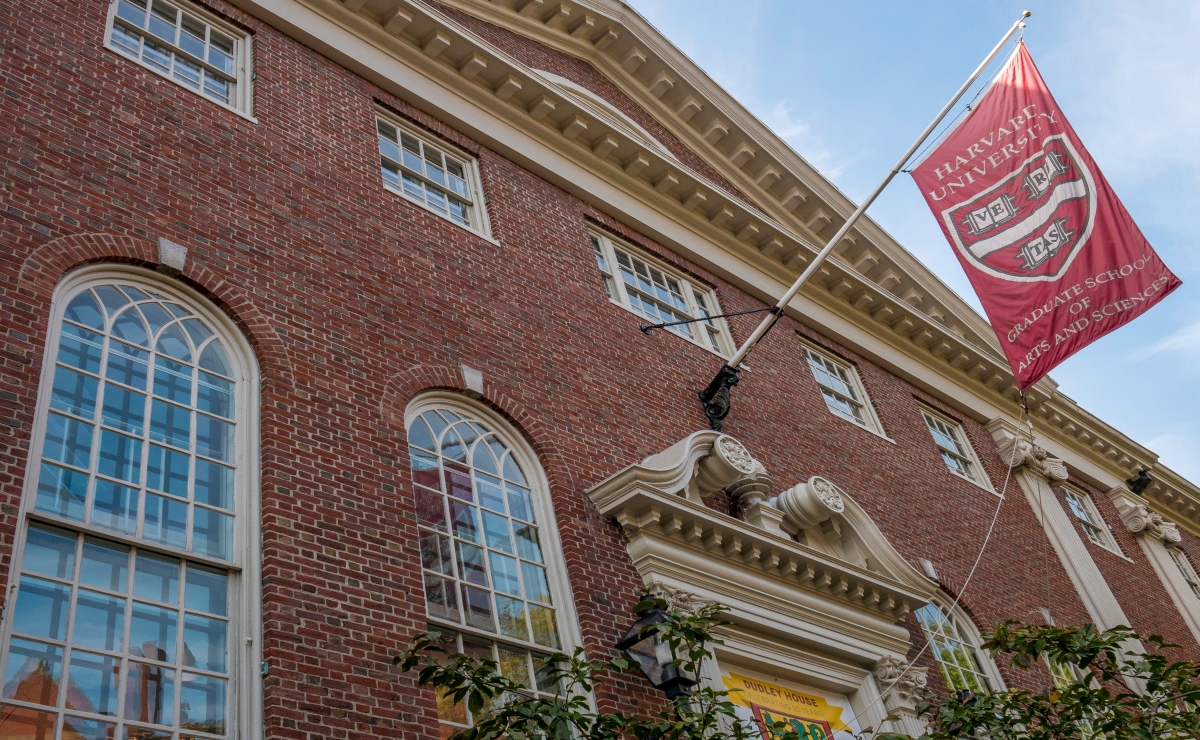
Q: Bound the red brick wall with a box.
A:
[1060,479,1198,655]
[0,0,1194,737]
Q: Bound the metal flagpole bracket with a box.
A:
[697,10,1031,431]
[699,364,740,431]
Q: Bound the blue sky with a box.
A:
[630,0,1200,483]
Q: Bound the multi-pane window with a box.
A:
[803,345,882,434]
[915,603,995,696]
[407,406,566,737]
[589,232,733,356]
[1047,659,1098,737]
[0,278,251,739]
[377,117,486,234]
[1169,548,1200,600]
[1063,488,1121,554]
[106,0,250,113]
[921,409,987,487]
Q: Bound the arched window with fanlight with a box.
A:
[0,268,261,740]
[405,395,576,736]
[914,600,1003,696]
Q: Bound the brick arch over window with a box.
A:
[15,232,294,390]
[380,364,577,499]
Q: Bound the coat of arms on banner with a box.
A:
[752,704,834,740]
[941,134,1096,282]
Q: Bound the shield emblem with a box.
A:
[939,134,1098,282]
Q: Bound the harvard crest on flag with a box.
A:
[910,43,1180,390]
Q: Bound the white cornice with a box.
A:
[222,0,1200,535]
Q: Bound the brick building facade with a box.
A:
[0,0,1197,738]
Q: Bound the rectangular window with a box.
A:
[589,231,733,356]
[377,115,489,235]
[1169,548,1200,600]
[105,0,252,114]
[920,407,990,489]
[802,343,884,435]
[1063,487,1122,555]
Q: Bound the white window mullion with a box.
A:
[588,231,732,358]
[802,343,885,436]
[2,270,258,738]
[920,407,991,491]
[105,0,252,115]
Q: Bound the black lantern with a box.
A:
[615,607,696,700]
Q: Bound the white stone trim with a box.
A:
[219,0,1200,535]
[1107,488,1200,647]
[989,418,1145,692]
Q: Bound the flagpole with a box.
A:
[699,10,1031,431]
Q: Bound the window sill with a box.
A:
[609,297,732,361]
[821,409,896,445]
[103,43,258,124]
[1084,536,1133,564]
[383,182,500,246]
[945,466,999,496]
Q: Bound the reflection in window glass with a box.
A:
[921,410,985,485]
[408,408,564,736]
[1,282,241,738]
[915,602,994,695]
[107,0,244,108]
[378,118,478,230]
[589,231,733,356]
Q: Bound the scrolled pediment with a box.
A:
[586,432,937,649]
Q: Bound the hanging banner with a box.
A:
[910,43,1181,390]
[721,668,857,740]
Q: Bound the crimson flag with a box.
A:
[910,43,1181,391]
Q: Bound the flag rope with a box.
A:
[903,43,1018,172]
[855,401,1028,728]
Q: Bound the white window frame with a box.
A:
[103,0,254,118]
[919,406,992,492]
[914,599,1005,696]
[404,392,582,734]
[376,111,493,238]
[1061,486,1123,557]
[589,230,734,357]
[0,266,262,739]
[800,341,886,437]
[1169,547,1200,601]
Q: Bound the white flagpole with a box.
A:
[701,11,1030,429]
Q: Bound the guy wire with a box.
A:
[903,38,1020,172]
[854,401,1027,727]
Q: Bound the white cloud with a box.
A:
[1045,0,1200,246]
[1143,429,1200,485]
[759,100,847,179]
[1147,319,1200,358]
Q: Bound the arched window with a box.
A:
[914,601,1002,695]
[0,269,260,739]
[406,396,574,736]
